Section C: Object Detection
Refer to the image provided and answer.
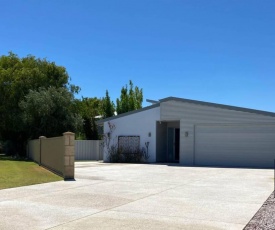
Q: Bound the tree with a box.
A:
[74,97,102,140]
[116,80,143,114]
[19,87,82,139]
[102,90,115,118]
[0,52,79,155]
[83,117,99,140]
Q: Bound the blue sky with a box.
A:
[1,0,274,111]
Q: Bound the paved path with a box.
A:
[0,162,273,229]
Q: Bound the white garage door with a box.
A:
[195,124,275,168]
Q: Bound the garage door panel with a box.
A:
[195,124,275,168]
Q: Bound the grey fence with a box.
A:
[75,140,103,161]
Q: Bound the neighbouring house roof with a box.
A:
[96,96,275,125]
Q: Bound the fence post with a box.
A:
[63,132,75,180]
[39,136,46,166]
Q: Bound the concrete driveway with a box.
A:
[0,162,273,230]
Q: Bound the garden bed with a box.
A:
[244,191,275,229]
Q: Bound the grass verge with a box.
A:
[0,154,62,190]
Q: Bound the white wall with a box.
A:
[161,100,275,166]
[103,106,160,162]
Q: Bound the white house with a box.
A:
[98,97,275,168]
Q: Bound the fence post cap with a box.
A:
[63,132,75,135]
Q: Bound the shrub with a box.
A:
[3,140,17,155]
[102,122,150,163]
[108,145,149,163]
[108,145,123,163]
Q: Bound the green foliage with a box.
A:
[107,144,149,163]
[0,52,80,155]
[19,87,82,138]
[74,97,102,139]
[0,53,145,155]
[75,97,102,119]
[102,90,115,118]
[116,80,143,114]
[83,117,99,140]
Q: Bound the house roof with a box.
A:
[96,96,275,124]
[96,103,160,124]
[160,97,275,118]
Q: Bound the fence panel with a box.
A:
[28,132,75,179]
[41,137,64,176]
[28,139,40,163]
[75,140,103,160]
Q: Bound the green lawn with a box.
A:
[0,154,62,190]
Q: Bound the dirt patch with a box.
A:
[244,191,275,230]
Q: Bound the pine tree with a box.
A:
[102,90,115,118]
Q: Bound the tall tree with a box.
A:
[116,80,143,114]
[102,90,115,118]
[0,52,79,155]
[83,117,99,140]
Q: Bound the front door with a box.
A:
[167,128,180,162]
